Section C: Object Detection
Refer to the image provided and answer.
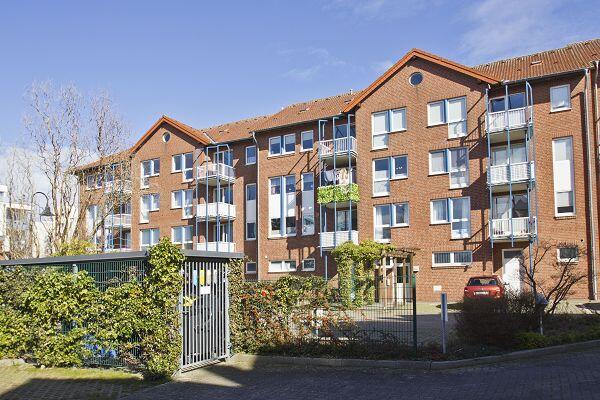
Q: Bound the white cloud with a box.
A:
[280,46,347,81]
[323,0,444,20]
[459,0,594,65]
[371,59,394,74]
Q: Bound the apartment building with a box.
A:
[77,39,600,301]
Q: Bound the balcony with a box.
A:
[317,184,359,208]
[490,217,537,240]
[320,230,358,249]
[319,137,357,163]
[486,107,532,135]
[196,241,236,252]
[488,161,535,189]
[197,163,235,186]
[104,180,132,194]
[104,214,132,228]
[196,202,236,221]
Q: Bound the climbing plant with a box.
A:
[317,184,359,204]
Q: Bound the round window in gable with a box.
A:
[162,132,171,143]
[409,72,423,86]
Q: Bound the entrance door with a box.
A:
[502,250,522,293]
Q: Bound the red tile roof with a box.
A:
[197,114,272,142]
[472,39,600,82]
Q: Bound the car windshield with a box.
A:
[467,278,498,286]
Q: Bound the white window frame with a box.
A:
[269,136,282,156]
[428,97,467,139]
[301,172,315,236]
[140,228,159,250]
[449,197,471,239]
[245,145,257,165]
[432,251,473,267]
[371,108,406,150]
[550,84,571,112]
[301,131,314,152]
[427,100,446,126]
[171,225,193,249]
[552,137,575,217]
[448,147,469,189]
[182,189,193,219]
[429,150,448,175]
[392,202,409,227]
[372,158,391,196]
[245,261,257,274]
[171,190,183,209]
[85,174,95,190]
[283,133,295,154]
[373,204,392,243]
[141,158,160,189]
[557,246,579,263]
[391,155,408,180]
[245,183,257,240]
[268,260,297,273]
[430,199,449,224]
[301,258,316,271]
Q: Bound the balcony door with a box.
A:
[502,249,523,293]
[489,93,525,112]
[491,144,526,166]
[492,194,529,219]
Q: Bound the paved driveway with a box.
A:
[124,347,600,400]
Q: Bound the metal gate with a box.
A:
[181,257,230,371]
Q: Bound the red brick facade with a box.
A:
[79,41,600,301]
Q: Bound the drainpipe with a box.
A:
[583,68,598,300]
[252,131,260,281]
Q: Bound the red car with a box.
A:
[463,275,505,299]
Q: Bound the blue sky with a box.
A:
[0,0,597,146]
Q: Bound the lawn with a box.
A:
[0,364,162,400]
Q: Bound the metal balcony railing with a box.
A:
[319,137,357,158]
[104,214,132,228]
[490,216,537,239]
[104,180,132,193]
[486,107,532,133]
[488,161,535,185]
[197,163,235,182]
[320,230,358,248]
[196,203,236,221]
[196,241,236,252]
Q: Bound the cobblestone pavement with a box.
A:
[124,347,600,400]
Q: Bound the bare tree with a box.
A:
[23,82,131,254]
[520,241,587,314]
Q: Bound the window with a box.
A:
[171,226,193,249]
[245,183,257,240]
[246,261,257,274]
[269,136,282,156]
[182,189,193,218]
[374,202,409,242]
[428,97,467,138]
[302,259,316,271]
[283,134,295,154]
[374,204,391,242]
[432,251,472,267]
[171,190,183,209]
[429,150,447,175]
[371,108,406,149]
[215,150,233,166]
[269,175,296,237]
[245,146,257,165]
[392,155,408,179]
[431,197,471,238]
[552,137,575,216]
[140,194,159,223]
[393,203,409,226]
[373,158,390,196]
[301,173,315,235]
[140,228,159,250]
[557,246,579,263]
[429,148,469,188]
[409,72,423,86]
[141,158,160,188]
[86,205,98,234]
[490,93,526,112]
[301,131,313,151]
[172,153,192,173]
[85,174,95,190]
[162,132,170,142]
[269,260,297,272]
[550,85,571,111]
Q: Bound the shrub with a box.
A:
[454,292,538,348]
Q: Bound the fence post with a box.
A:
[412,272,417,354]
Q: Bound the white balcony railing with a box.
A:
[104,214,132,228]
[320,230,359,248]
[490,217,537,239]
[104,180,132,193]
[488,161,535,185]
[486,107,531,133]
[197,163,235,181]
[196,202,236,221]
[196,241,236,252]
[319,137,357,158]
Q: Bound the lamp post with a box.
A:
[32,192,54,218]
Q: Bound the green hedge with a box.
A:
[317,184,359,204]
[0,237,183,379]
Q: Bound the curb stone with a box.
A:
[226,339,600,371]
[0,358,26,367]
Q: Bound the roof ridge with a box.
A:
[473,38,600,68]
[280,90,360,110]
[198,114,273,132]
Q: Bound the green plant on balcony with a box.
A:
[317,183,359,204]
